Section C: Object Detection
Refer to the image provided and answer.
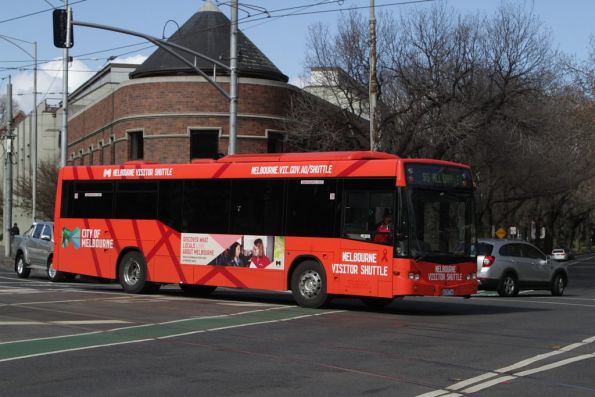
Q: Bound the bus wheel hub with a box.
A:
[299,270,321,298]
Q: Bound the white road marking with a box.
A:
[0,288,45,294]
[0,339,152,364]
[513,353,595,377]
[416,335,595,396]
[0,307,344,363]
[0,320,131,326]
[0,321,45,325]
[50,320,131,325]
[460,375,516,394]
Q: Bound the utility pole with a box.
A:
[0,35,38,221]
[60,0,71,167]
[229,0,238,155]
[3,76,14,257]
[368,0,378,151]
[32,41,37,221]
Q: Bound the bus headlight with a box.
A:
[466,273,477,280]
[408,272,420,280]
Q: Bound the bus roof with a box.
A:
[206,151,399,163]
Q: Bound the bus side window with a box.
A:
[114,181,159,220]
[229,179,284,236]
[285,179,339,238]
[69,181,114,219]
[341,179,395,245]
[158,180,183,231]
[183,179,231,234]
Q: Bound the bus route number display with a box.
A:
[406,164,472,189]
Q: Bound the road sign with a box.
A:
[496,228,507,239]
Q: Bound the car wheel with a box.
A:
[118,251,156,294]
[498,273,518,297]
[179,284,217,297]
[360,297,394,308]
[551,273,566,296]
[15,254,30,279]
[291,261,330,308]
[47,257,65,282]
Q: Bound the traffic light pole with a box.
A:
[3,77,14,257]
[55,6,239,159]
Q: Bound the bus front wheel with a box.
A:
[291,261,330,308]
[119,251,158,294]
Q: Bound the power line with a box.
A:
[245,0,438,24]
[0,0,88,25]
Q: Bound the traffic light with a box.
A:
[53,9,73,48]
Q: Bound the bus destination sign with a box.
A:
[406,164,472,189]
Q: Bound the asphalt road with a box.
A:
[0,254,594,397]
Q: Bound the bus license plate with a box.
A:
[442,288,454,296]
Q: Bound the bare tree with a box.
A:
[299,2,594,250]
[0,95,21,125]
[14,160,59,221]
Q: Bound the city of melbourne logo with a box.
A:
[62,227,81,249]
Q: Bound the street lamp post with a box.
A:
[0,34,38,222]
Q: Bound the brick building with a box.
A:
[67,0,294,165]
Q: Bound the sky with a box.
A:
[1,0,593,114]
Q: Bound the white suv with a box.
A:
[477,239,569,297]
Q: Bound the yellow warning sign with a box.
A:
[496,228,507,239]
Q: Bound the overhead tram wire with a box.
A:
[243,0,438,24]
[0,43,156,74]
[0,0,88,25]
[240,0,341,31]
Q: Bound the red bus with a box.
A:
[53,151,478,308]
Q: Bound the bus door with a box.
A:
[340,180,395,297]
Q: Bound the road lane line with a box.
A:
[0,320,131,326]
[0,307,343,363]
[0,321,45,325]
[513,353,595,377]
[446,371,500,390]
[483,299,595,308]
[50,320,131,325]
[460,375,516,394]
[0,339,152,364]
[416,335,595,396]
[415,389,451,397]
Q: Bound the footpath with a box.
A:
[1,252,13,271]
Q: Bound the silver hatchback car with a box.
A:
[477,238,568,297]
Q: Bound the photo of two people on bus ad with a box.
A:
[210,236,276,268]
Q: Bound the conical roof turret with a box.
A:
[130,0,288,82]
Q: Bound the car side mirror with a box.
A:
[41,235,51,242]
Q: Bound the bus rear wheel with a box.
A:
[291,261,330,308]
[118,251,158,294]
[179,284,217,297]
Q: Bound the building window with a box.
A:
[128,131,143,161]
[190,129,219,159]
[88,146,93,165]
[110,136,116,164]
[268,132,285,153]
[99,141,104,164]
